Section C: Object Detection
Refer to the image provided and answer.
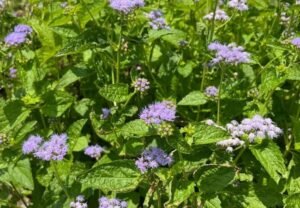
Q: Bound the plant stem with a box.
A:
[233,147,246,165]
[196,65,208,121]
[53,162,70,199]
[217,67,224,124]
[11,183,28,208]
[208,0,218,43]
[116,16,124,84]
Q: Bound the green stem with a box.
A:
[157,184,162,208]
[53,162,70,199]
[217,68,224,124]
[196,65,208,121]
[116,16,124,84]
[233,147,246,165]
[11,183,28,208]
[39,109,47,129]
[81,0,100,26]
[208,0,218,43]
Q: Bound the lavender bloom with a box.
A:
[228,0,248,11]
[101,108,111,119]
[291,37,300,48]
[135,147,173,173]
[14,24,33,35]
[205,86,218,97]
[22,135,43,154]
[208,42,251,65]
[140,101,176,124]
[34,133,68,161]
[4,32,27,46]
[147,10,170,30]
[217,115,282,151]
[70,195,88,208]
[109,0,144,13]
[133,78,150,92]
[98,196,128,208]
[84,145,105,159]
[9,68,17,78]
[204,9,229,21]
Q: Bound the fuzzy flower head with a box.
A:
[84,145,105,159]
[22,135,43,154]
[133,78,150,92]
[217,115,282,151]
[147,10,170,30]
[135,147,173,173]
[98,196,128,208]
[101,108,111,119]
[14,24,33,35]
[228,0,248,11]
[205,86,218,97]
[140,101,176,124]
[208,42,251,65]
[4,24,32,47]
[70,195,88,208]
[9,68,17,78]
[204,9,229,21]
[109,0,144,13]
[291,37,300,48]
[34,133,68,161]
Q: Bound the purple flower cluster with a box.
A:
[147,10,170,30]
[22,133,68,161]
[228,0,248,11]
[4,24,32,46]
[133,78,150,92]
[84,145,105,159]
[208,42,251,65]
[9,68,17,78]
[291,37,300,48]
[204,9,229,21]
[109,0,144,13]
[70,195,88,208]
[139,101,176,124]
[98,196,127,208]
[205,86,218,97]
[217,115,282,151]
[135,147,173,173]
[101,108,111,119]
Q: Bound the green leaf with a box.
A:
[41,91,74,117]
[81,160,141,193]
[56,68,92,89]
[67,119,88,151]
[250,140,286,183]
[193,124,229,145]
[284,193,300,208]
[14,121,37,143]
[8,159,34,190]
[287,66,300,81]
[177,61,195,77]
[3,100,31,131]
[195,165,235,193]
[166,179,194,207]
[99,84,129,103]
[120,120,149,138]
[204,195,222,208]
[178,91,207,106]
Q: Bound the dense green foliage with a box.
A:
[1,0,300,207]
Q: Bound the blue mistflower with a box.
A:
[208,42,251,65]
[98,196,127,208]
[135,147,173,173]
[205,86,218,97]
[4,24,32,46]
[291,37,300,48]
[84,145,105,159]
[140,101,176,124]
[109,0,144,13]
[22,135,43,154]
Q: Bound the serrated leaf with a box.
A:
[67,119,88,151]
[120,120,149,137]
[41,91,74,117]
[166,179,194,207]
[178,61,195,77]
[99,84,129,103]
[204,196,222,208]
[250,140,286,183]
[195,165,235,193]
[193,124,229,145]
[284,193,300,208]
[8,159,34,190]
[14,121,37,143]
[178,91,207,106]
[56,68,91,89]
[81,160,141,193]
